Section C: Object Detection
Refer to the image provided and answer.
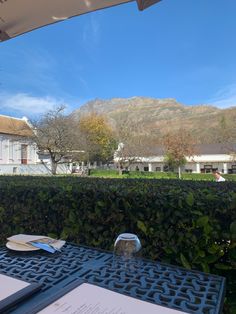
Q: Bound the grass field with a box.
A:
[89,169,236,181]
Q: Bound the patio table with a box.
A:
[0,243,225,313]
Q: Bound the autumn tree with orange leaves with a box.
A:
[162,129,196,178]
[78,113,117,163]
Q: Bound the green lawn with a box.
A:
[89,169,236,181]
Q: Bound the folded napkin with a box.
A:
[7,234,66,252]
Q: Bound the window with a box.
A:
[232,165,236,174]
[21,144,28,164]
[204,165,212,169]
[163,165,169,172]
[143,166,149,172]
[203,165,213,173]
[155,167,161,172]
[185,169,192,173]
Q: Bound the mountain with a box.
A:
[71,97,236,143]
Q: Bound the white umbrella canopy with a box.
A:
[0,0,161,42]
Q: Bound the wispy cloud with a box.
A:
[82,15,101,51]
[207,84,236,109]
[0,92,66,117]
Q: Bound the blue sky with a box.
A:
[0,0,236,118]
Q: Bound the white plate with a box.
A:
[6,241,40,251]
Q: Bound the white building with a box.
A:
[0,115,42,174]
[0,114,74,175]
[115,144,236,174]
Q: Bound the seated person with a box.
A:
[213,171,226,182]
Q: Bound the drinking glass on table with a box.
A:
[114,233,141,259]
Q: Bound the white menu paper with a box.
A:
[0,274,30,301]
[37,283,187,314]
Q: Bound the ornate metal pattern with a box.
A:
[82,256,225,313]
[0,244,225,313]
[0,243,108,291]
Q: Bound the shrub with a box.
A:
[1,176,235,311]
[0,176,235,272]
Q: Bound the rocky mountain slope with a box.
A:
[71,97,236,143]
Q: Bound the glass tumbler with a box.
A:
[114,233,141,258]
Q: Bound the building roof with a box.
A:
[196,143,236,155]
[0,115,34,137]
[150,143,236,156]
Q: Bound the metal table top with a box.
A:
[0,243,225,314]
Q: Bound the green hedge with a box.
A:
[0,176,235,310]
[0,176,235,269]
